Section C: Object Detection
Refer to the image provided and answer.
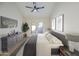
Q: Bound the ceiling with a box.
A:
[16,2,56,18]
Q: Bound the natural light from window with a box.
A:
[52,19,55,30]
[32,25,36,31]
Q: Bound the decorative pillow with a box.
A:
[46,33,62,44]
[46,33,53,40]
[43,31,49,36]
[52,37,62,44]
[45,33,54,43]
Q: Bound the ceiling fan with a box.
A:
[25,2,44,12]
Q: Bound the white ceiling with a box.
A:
[16,2,56,18]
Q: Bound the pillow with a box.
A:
[43,31,49,36]
[46,33,62,44]
[52,37,62,44]
[45,33,55,43]
[46,33,53,40]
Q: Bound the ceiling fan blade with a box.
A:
[31,9,34,12]
[25,6,33,9]
[33,2,37,8]
[37,6,44,9]
[33,2,36,5]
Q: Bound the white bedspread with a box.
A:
[36,34,51,56]
[36,33,63,56]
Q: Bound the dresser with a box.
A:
[59,46,71,56]
[0,33,22,53]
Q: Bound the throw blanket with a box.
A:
[23,34,37,56]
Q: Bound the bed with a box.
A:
[23,31,64,56]
[36,32,63,56]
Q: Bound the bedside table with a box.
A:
[59,46,71,56]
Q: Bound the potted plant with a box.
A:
[22,22,29,37]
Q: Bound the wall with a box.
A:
[22,16,51,36]
[50,2,79,52]
[50,2,79,35]
[0,2,23,37]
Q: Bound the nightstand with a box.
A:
[59,46,71,56]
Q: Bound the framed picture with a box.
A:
[0,16,18,28]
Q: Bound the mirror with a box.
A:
[0,16,18,28]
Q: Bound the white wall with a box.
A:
[50,2,79,35]
[22,16,51,36]
[0,2,23,37]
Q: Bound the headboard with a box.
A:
[50,31,69,48]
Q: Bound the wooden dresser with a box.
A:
[0,33,27,56]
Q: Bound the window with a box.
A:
[36,22,44,33]
[38,22,43,28]
[32,25,36,32]
[52,14,64,32]
[56,15,63,32]
[52,18,56,30]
